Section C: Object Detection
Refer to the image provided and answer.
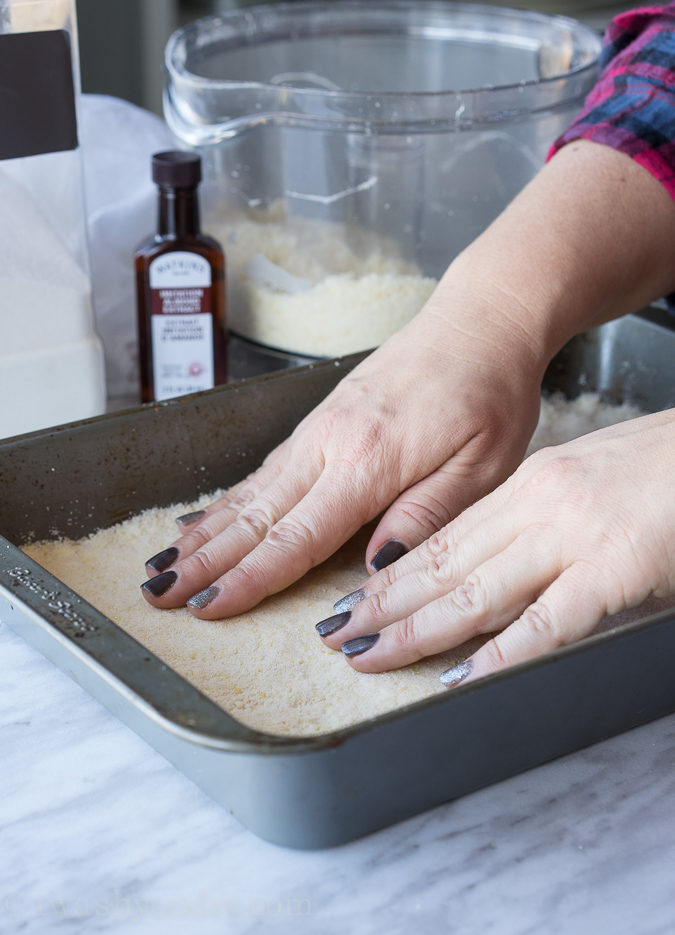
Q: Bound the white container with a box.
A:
[0,0,105,438]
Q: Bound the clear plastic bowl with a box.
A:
[165,1,601,357]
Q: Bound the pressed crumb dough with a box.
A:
[23,392,643,737]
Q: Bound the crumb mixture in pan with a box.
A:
[23,393,642,737]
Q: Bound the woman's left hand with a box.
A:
[318,408,675,685]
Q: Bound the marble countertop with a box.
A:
[3,618,675,935]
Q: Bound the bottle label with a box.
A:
[149,252,215,401]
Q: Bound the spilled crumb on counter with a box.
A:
[22,392,643,737]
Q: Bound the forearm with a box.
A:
[423,139,675,378]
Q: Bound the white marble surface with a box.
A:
[2,618,675,935]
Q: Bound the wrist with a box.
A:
[420,141,675,382]
[414,253,557,387]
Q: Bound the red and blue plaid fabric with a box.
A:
[549,4,675,199]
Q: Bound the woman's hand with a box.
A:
[317,409,675,684]
[140,290,545,617]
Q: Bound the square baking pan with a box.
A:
[2,307,675,850]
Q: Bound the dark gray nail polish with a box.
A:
[140,570,177,597]
[187,586,219,609]
[176,509,206,527]
[439,659,473,687]
[333,588,366,614]
[316,611,351,637]
[145,546,178,573]
[370,539,408,572]
[342,633,380,657]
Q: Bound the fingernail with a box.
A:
[370,539,408,572]
[176,509,206,527]
[439,659,473,687]
[140,570,177,597]
[333,588,366,614]
[145,546,179,573]
[316,611,351,637]
[187,585,220,609]
[342,633,380,657]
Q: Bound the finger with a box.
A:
[145,462,286,576]
[320,508,547,650]
[340,530,561,673]
[439,562,608,687]
[185,471,377,618]
[328,470,524,623]
[173,484,261,529]
[366,446,520,570]
[171,436,292,529]
[335,444,570,609]
[141,469,318,608]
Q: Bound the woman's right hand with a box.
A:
[321,407,675,680]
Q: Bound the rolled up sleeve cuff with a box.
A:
[548,5,675,201]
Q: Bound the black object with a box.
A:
[371,539,408,571]
[152,151,202,189]
[0,30,78,160]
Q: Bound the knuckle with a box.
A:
[265,516,314,553]
[183,522,213,550]
[310,408,340,443]
[237,503,276,538]
[519,600,562,647]
[518,445,551,471]
[482,635,510,670]
[392,615,422,655]
[335,417,390,470]
[365,587,391,621]
[525,453,580,492]
[424,529,447,559]
[449,573,485,617]
[228,486,258,511]
[420,528,460,586]
[424,549,454,586]
[372,562,397,589]
[517,453,598,526]
[422,525,455,562]
[187,547,221,580]
[395,496,450,537]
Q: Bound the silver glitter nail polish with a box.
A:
[333,588,366,614]
[439,659,473,687]
[187,585,219,609]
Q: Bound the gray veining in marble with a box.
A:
[2,618,675,935]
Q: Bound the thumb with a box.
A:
[365,458,503,571]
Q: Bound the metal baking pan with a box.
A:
[2,307,675,849]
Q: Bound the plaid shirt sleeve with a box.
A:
[548,4,675,200]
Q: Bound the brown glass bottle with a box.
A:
[135,151,227,403]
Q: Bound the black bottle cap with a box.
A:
[152,151,202,189]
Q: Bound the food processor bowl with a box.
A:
[165,1,601,359]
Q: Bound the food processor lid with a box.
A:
[164,1,603,141]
